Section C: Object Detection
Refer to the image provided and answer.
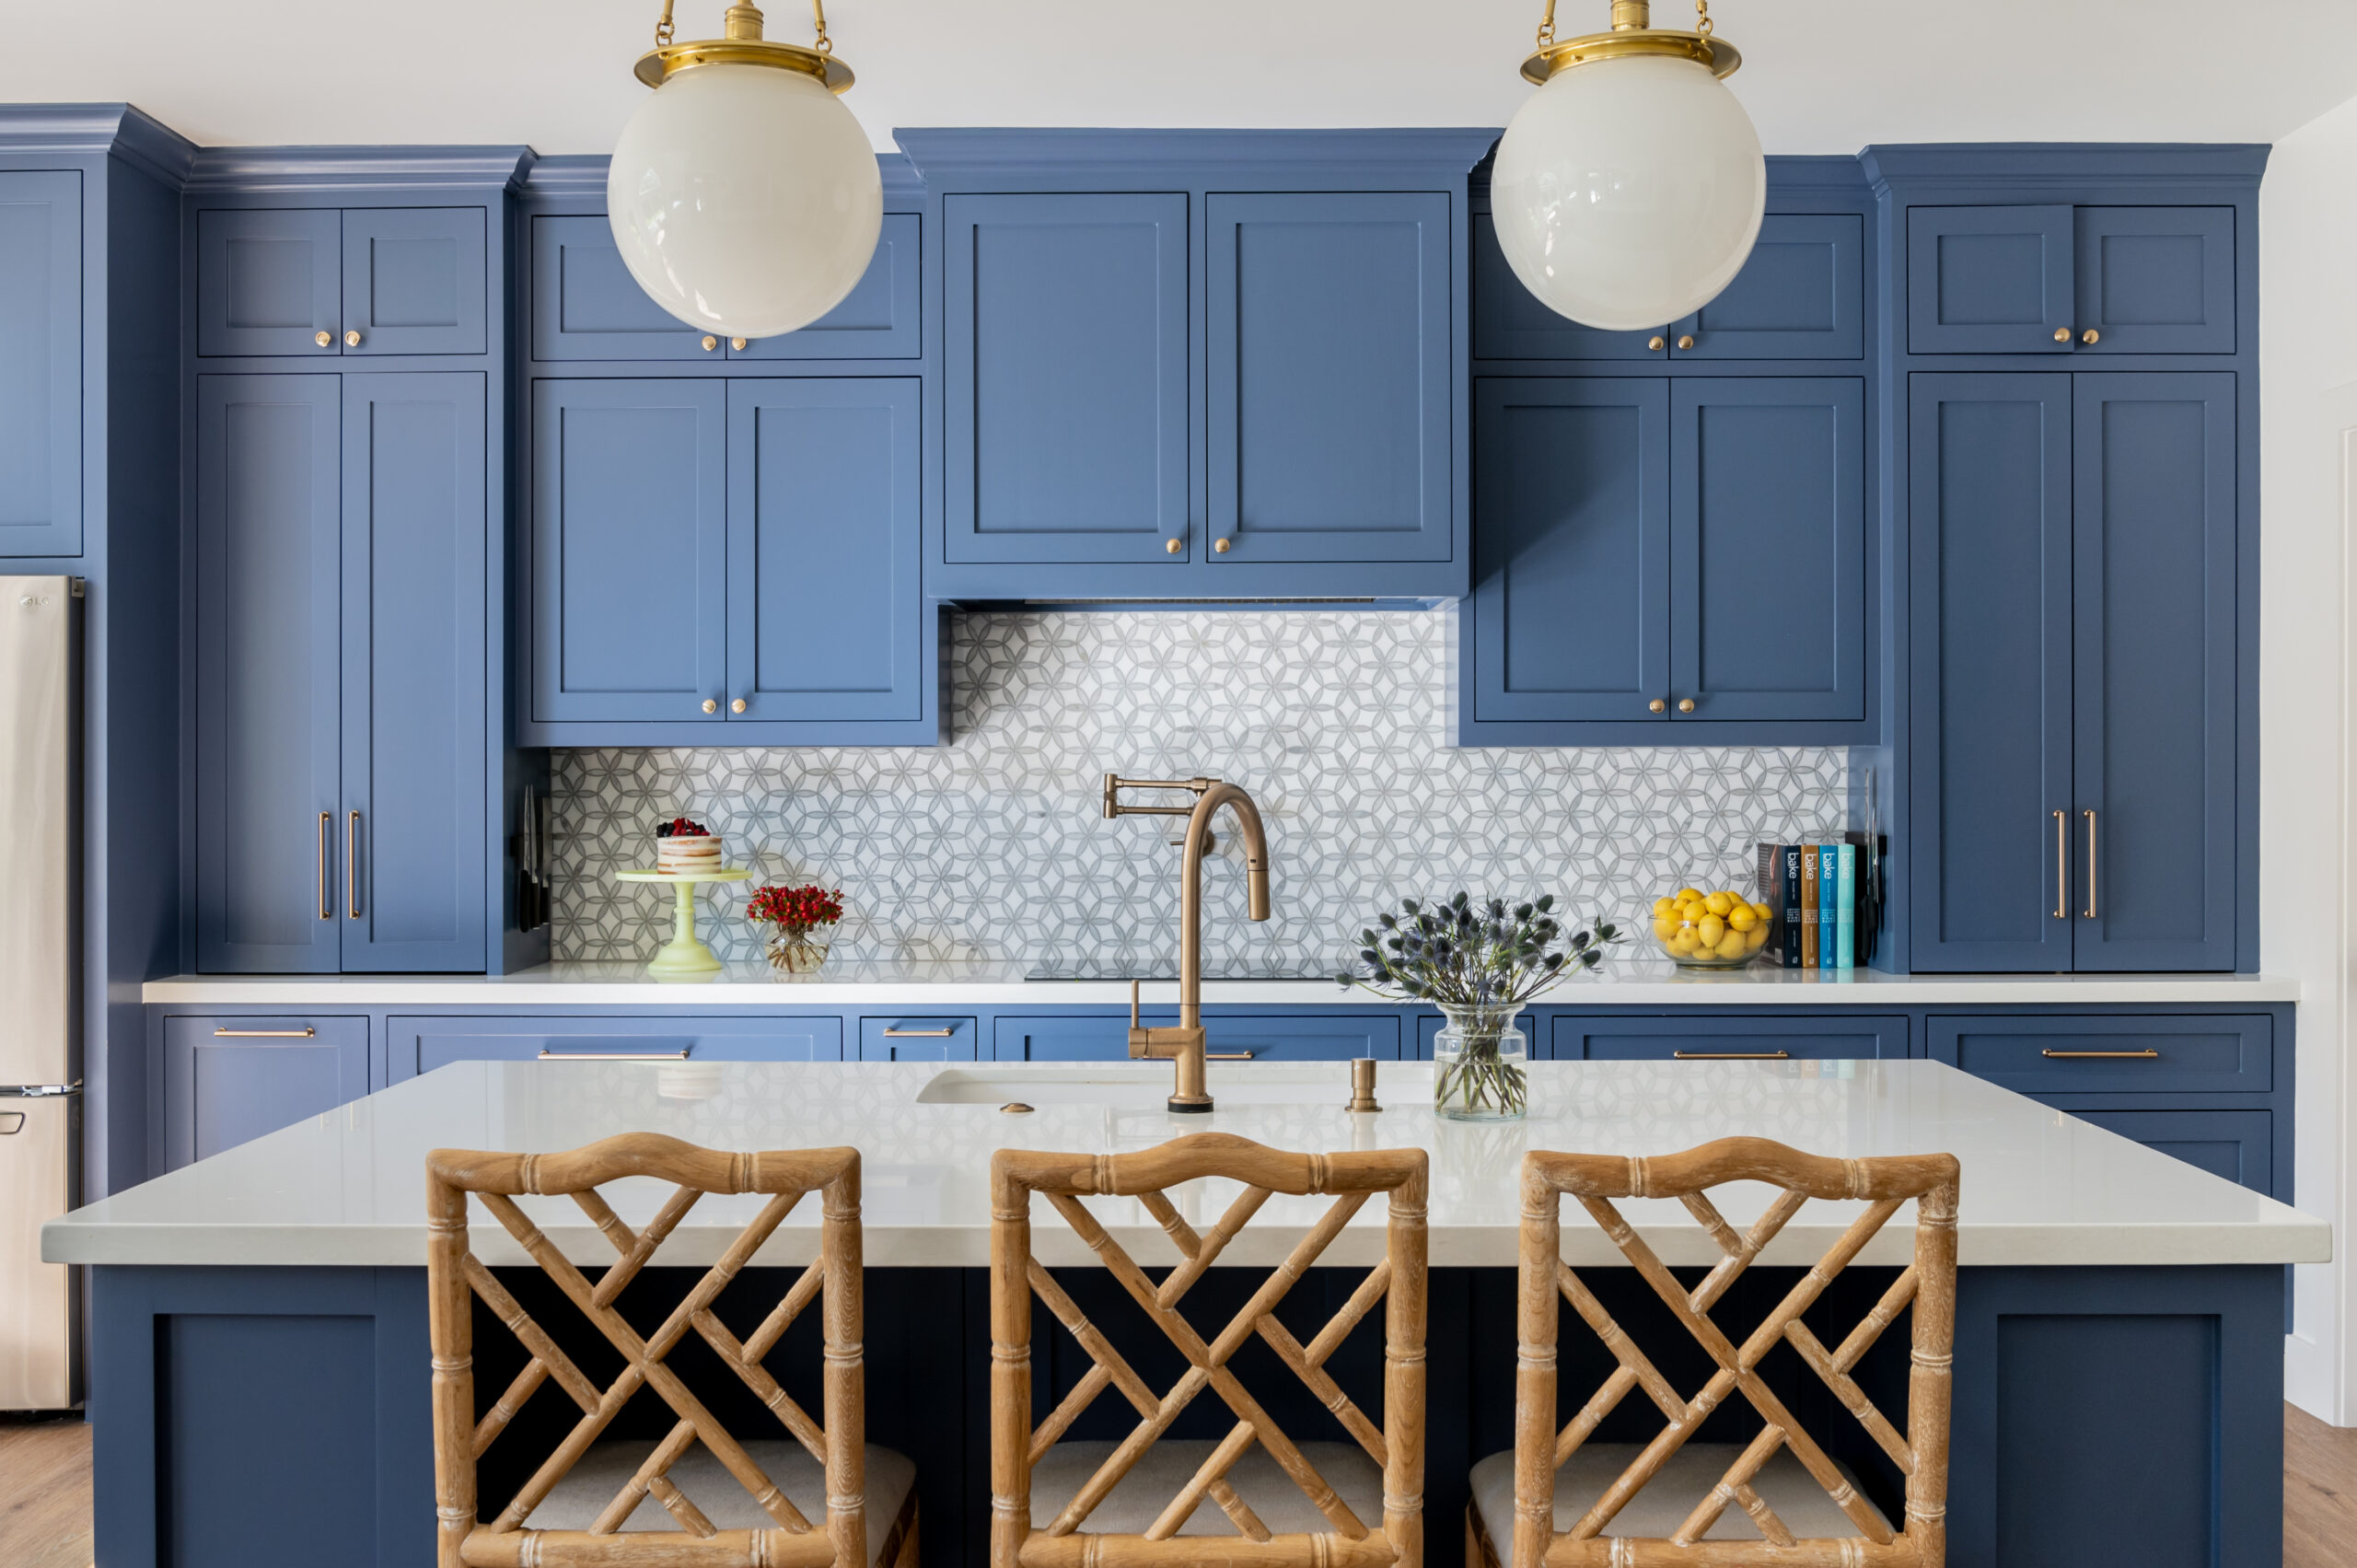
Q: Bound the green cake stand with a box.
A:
[616,867,750,977]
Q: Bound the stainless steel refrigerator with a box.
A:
[0,576,80,1411]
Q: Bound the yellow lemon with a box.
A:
[1653,896,1677,918]
[1703,891,1734,917]
[1746,925,1770,951]
[1750,901,1773,923]
[1653,917,1679,941]
[1698,913,1726,947]
[1667,928,1701,955]
[1676,888,1703,904]
[1728,905,1757,932]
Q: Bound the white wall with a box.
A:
[2261,88,2357,1424]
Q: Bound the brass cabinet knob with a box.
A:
[1165,538,1183,553]
[1676,334,1695,350]
[701,698,718,714]
[730,337,748,352]
[1647,335,1666,352]
[344,330,362,347]
[701,335,718,352]
[1678,698,1696,713]
[314,330,333,348]
[1213,539,1231,553]
[2082,328,2100,345]
[2052,327,2072,343]
[730,698,747,714]
[1648,698,1666,714]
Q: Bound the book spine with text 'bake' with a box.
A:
[1781,846,1803,968]
[1800,845,1819,969]
[1819,842,1839,967]
[1837,843,1856,970]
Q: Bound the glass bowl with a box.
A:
[1647,889,1772,968]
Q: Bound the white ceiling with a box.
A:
[8,1,2357,158]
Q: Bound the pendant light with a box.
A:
[609,1,883,340]
[1491,0,1765,331]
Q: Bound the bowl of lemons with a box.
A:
[1650,886,1773,967]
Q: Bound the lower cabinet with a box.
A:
[385,1015,844,1080]
[993,1014,1402,1062]
[2066,1108,2272,1194]
[1546,1013,1908,1061]
[1924,1014,2270,1095]
[160,1015,369,1168]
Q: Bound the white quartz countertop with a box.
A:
[44,1059,2329,1271]
[140,960,2304,1008]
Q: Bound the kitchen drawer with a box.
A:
[1925,1015,2270,1094]
[994,1014,1402,1063]
[162,1015,370,1169]
[2066,1108,2272,1195]
[387,1015,843,1079]
[1550,1014,1908,1062]
[858,1016,980,1062]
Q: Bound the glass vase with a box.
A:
[765,927,830,974]
[1432,1002,1528,1121]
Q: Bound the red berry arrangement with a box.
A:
[746,883,844,933]
[655,816,711,839]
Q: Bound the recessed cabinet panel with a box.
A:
[943,192,1190,563]
[731,214,921,360]
[388,1016,845,1079]
[197,208,343,358]
[342,208,485,355]
[528,379,727,724]
[1470,212,1664,362]
[2068,1109,2271,1193]
[193,375,343,973]
[0,169,80,555]
[1907,205,2074,354]
[528,215,713,361]
[162,1016,370,1168]
[1553,1014,1907,1060]
[2073,207,2235,354]
[1206,192,1451,562]
[1469,378,1670,723]
[1670,214,1864,360]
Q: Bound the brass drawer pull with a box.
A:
[1673,1050,1791,1061]
[347,810,362,919]
[880,1028,956,1038]
[1206,1051,1257,1061]
[538,1049,691,1061]
[2052,809,2066,919]
[2040,1048,2158,1060]
[214,1027,317,1039]
[2083,808,2097,919]
[318,811,332,920]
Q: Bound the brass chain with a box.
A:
[1536,0,1557,47]
[1694,0,1713,38]
[655,0,674,47]
[811,0,833,53]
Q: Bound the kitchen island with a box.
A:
[47,1056,2326,1568]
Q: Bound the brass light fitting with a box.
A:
[635,0,855,93]
[1522,0,1741,86]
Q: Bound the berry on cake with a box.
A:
[654,815,724,876]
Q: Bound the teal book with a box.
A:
[1818,842,1837,962]
[1836,843,1856,970]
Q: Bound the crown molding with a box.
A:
[896,127,1503,186]
[0,104,199,187]
[1860,141,2270,198]
[521,151,923,206]
[182,145,535,196]
[1471,149,1866,197]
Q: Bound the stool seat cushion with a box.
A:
[1469,1445,1892,1546]
[1030,1440,1387,1537]
[526,1439,915,1562]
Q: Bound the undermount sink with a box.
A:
[916,1063,1365,1109]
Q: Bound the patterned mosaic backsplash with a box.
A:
[552,610,1850,970]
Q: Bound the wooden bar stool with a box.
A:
[989,1131,1428,1568]
[426,1132,918,1568]
[1467,1136,1958,1568]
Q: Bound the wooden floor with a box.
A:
[3,1404,2353,1563]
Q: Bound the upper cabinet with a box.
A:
[1906,205,2235,355]
[529,212,921,362]
[196,206,487,356]
[0,169,81,556]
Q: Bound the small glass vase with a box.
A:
[1432,1002,1528,1121]
[765,926,830,974]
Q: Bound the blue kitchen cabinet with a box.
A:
[527,377,727,726]
[338,374,487,971]
[528,213,922,362]
[0,168,82,556]
[193,374,344,973]
[726,378,923,721]
[993,1014,1402,1062]
[1205,192,1451,564]
[2069,1109,2272,1194]
[858,1016,981,1062]
[1470,212,1664,362]
[942,192,1190,566]
[1907,204,2234,355]
[1925,1014,2270,1095]
[161,1015,370,1167]
[1550,1014,1908,1061]
[387,1016,846,1079]
[197,206,485,357]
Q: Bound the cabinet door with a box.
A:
[726,378,922,722]
[1907,374,2073,971]
[943,192,1190,563]
[162,1016,369,1168]
[1670,377,1864,721]
[732,213,921,361]
[387,1016,845,1079]
[1670,214,1864,360]
[0,170,81,556]
[858,1016,981,1062]
[528,215,712,361]
[1552,1014,1907,1060]
[2073,208,2235,355]
[1469,378,1669,722]
[1206,192,1450,563]
[993,1015,1400,1061]
[1906,205,2074,354]
[196,209,343,358]
[194,375,343,973]
[528,379,727,724]
[342,208,486,356]
[2067,1109,2271,1195]
[2071,374,2237,971]
[1470,212,1665,361]
[339,375,486,971]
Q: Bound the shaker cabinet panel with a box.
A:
[1670,214,1864,360]
[338,374,487,971]
[943,192,1190,564]
[528,378,728,724]
[1906,205,2074,354]
[2068,1109,2271,1194]
[1469,377,1670,723]
[340,207,486,356]
[1470,211,1664,361]
[0,169,81,556]
[731,213,921,360]
[196,208,343,358]
[726,378,922,721]
[162,1015,371,1168]
[1205,192,1451,563]
[2072,207,2235,355]
[193,375,345,973]
[528,215,714,361]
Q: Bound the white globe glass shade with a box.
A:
[1491,52,1766,331]
[609,63,884,339]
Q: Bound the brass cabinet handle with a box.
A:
[1213,539,1231,553]
[730,698,747,714]
[2053,327,2072,343]
[2052,809,2067,919]
[701,335,718,352]
[1647,335,1666,352]
[1165,539,1183,553]
[317,811,331,919]
[344,329,363,348]
[2040,1048,2157,1060]
[1206,1051,1257,1061]
[215,1027,316,1039]
[346,811,362,918]
[730,337,748,351]
[1673,1050,1792,1061]
[2082,328,2100,345]
[1676,334,1695,350]
[881,1028,955,1038]
[1678,698,1695,713]
[2083,808,2097,919]
[1648,698,1666,714]
[314,330,334,348]
[702,698,718,714]
[538,1049,691,1061]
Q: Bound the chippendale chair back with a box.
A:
[1475,1135,1958,1568]
[989,1131,1429,1568]
[427,1132,914,1568]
